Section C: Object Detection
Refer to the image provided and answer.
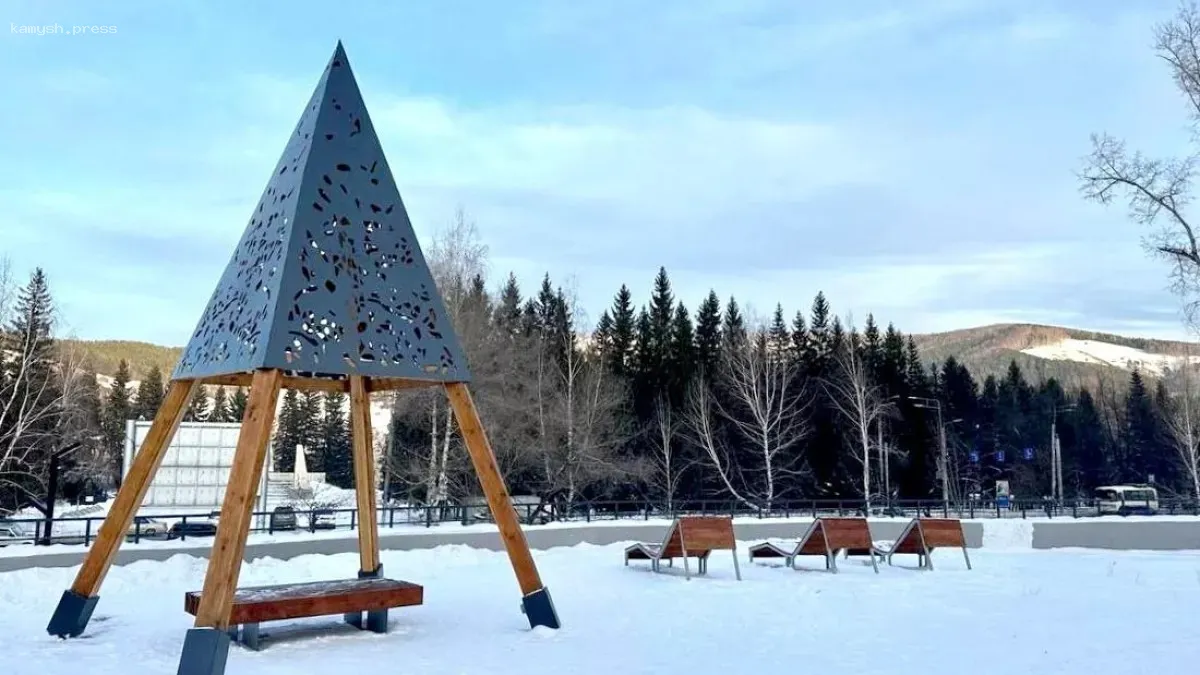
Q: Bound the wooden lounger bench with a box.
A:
[885,517,971,570]
[624,515,742,580]
[748,517,879,573]
[184,577,423,650]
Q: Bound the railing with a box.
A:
[2,497,1199,548]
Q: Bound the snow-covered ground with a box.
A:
[5,541,1198,674]
[1021,338,1200,375]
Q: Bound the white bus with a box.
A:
[1093,485,1159,516]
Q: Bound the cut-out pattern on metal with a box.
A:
[173,42,470,382]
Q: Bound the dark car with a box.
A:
[309,508,337,530]
[269,506,297,531]
[169,520,218,538]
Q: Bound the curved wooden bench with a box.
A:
[185,577,423,650]
[886,518,971,570]
[749,517,879,573]
[624,516,742,580]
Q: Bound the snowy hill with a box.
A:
[914,323,1197,381]
[1020,338,1200,376]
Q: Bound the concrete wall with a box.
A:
[1032,520,1200,551]
[5,517,1200,574]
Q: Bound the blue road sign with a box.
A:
[969,451,980,464]
[996,450,1006,463]
[1023,447,1034,461]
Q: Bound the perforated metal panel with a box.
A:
[172,41,470,383]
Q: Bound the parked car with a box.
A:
[168,520,218,538]
[0,520,33,547]
[269,506,297,531]
[127,516,170,539]
[309,508,337,530]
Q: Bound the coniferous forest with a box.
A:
[5,213,1200,515]
[4,220,1200,515]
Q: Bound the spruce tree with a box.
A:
[607,285,637,376]
[133,365,165,421]
[768,304,789,356]
[102,360,133,483]
[494,273,524,333]
[184,385,209,422]
[210,386,230,423]
[299,390,325,471]
[721,296,746,353]
[321,391,353,488]
[1123,369,1156,483]
[790,310,808,362]
[273,389,300,472]
[667,303,696,402]
[229,387,249,421]
[693,291,722,381]
[3,268,60,464]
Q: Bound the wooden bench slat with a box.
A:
[185,578,423,625]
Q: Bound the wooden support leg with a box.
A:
[47,380,197,638]
[176,369,282,675]
[444,382,560,629]
[349,376,381,576]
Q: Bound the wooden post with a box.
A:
[349,375,380,574]
[192,369,283,629]
[444,382,543,596]
[71,379,197,597]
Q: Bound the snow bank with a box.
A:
[7,543,1200,674]
[981,519,1035,549]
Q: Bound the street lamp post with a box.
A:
[1050,404,1076,504]
[910,396,949,511]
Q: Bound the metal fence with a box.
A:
[3,497,1199,548]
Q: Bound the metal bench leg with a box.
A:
[344,611,364,629]
[240,623,260,651]
[962,547,972,570]
[365,608,388,633]
[731,548,742,581]
[226,625,240,643]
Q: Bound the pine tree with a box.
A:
[667,302,696,402]
[273,388,301,472]
[210,387,230,423]
[133,365,165,421]
[229,387,249,421]
[321,392,353,488]
[805,291,831,376]
[863,314,882,376]
[184,385,209,422]
[3,268,60,476]
[299,390,325,471]
[1123,369,1156,483]
[494,273,524,333]
[606,284,637,376]
[768,304,789,356]
[790,310,808,362]
[102,359,133,483]
[693,291,722,381]
[721,296,746,353]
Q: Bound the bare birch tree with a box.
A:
[1161,347,1200,502]
[683,330,811,511]
[824,343,892,510]
[1080,2,1200,330]
[536,281,633,507]
[646,391,691,512]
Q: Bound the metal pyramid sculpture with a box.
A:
[172,42,469,383]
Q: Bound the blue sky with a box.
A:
[0,0,1195,345]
